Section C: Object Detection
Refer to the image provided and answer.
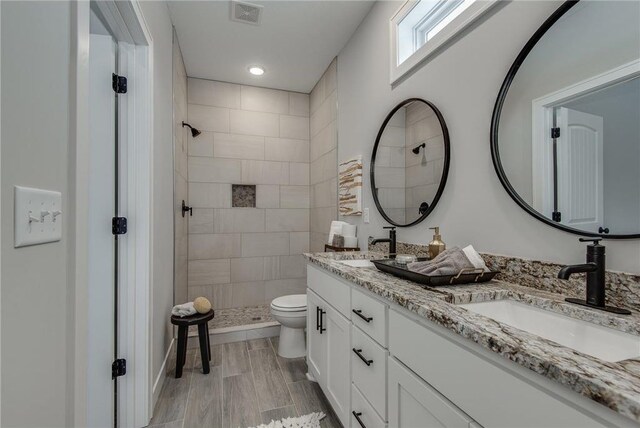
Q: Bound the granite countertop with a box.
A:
[304,251,640,423]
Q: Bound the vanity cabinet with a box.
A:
[388,357,473,428]
[306,290,326,383]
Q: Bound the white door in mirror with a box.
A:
[14,186,62,247]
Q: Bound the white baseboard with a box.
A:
[152,338,174,408]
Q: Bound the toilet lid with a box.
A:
[271,294,307,311]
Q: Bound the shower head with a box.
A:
[412,143,426,155]
[182,121,201,138]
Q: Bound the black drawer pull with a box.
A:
[319,309,326,334]
[316,306,320,331]
[352,348,373,366]
[352,309,373,323]
[352,411,366,428]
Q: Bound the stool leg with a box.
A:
[175,326,188,379]
[205,321,211,361]
[198,323,210,374]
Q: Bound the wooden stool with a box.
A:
[170,309,215,378]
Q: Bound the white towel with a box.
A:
[172,302,197,317]
[462,245,490,272]
[328,221,349,245]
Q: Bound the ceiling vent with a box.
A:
[230,1,263,26]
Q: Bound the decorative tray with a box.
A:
[371,259,499,286]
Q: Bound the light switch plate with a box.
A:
[363,207,370,224]
[14,186,62,248]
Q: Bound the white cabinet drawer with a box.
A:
[308,264,351,318]
[351,287,387,347]
[351,384,386,428]
[351,325,387,420]
[388,356,471,428]
[389,309,607,428]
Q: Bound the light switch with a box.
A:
[14,186,62,247]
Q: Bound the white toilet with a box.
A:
[270,294,307,358]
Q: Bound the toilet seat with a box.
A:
[270,294,307,312]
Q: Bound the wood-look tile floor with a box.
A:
[148,337,342,428]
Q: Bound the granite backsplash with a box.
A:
[367,238,640,313]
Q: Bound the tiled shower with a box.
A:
[173,42,338,329]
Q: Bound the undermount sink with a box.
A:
[458,300,640,362]
[337,259,375,268]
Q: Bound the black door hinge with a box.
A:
[112,217,128,235]
[552,211,561,222]
[112,359,126,379]
[551,127,560,139]
[112,73,127,94]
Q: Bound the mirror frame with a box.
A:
[490,0,640,239]
[371,98,451,227]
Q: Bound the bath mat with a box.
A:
[249,411,326,428]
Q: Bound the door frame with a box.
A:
[71,1,153,427]
[531,59,640,216]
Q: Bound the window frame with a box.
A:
[390,0,500,85]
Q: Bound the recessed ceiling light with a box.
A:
[248,66,265,76]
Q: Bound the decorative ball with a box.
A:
[193,297,212,314]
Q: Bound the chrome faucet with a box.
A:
[558,238,631,315]
[371,226,396,259]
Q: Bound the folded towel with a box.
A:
[407,247,475,276]
[172,302,197,317]
[462,245,490,272]
[328,221,349,245]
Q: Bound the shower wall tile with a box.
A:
[289,93,310,117]
[187,78,310,310]
[188,208,214,234]
[280,115,310,140]
[230,110,280,137]
[188,78,241,109]
[256,185,280,208]
[289,232,310,255]
[241,160,290,185]
[265,137,309,163]
[280,186,310,209]
[289,163,310,186]
[231,257,264,283]
[188,259,231,286]
[212,208,265,233]
[188,157,242,183]
[241,232,290,257]
[309,59,338,252]
[189,233,241,260]
[241,85,289,115]
[266,209,309,232]
[214,133,265,160]
[189,183,232,208]
[188,104,230,133]
[188,131,214,157]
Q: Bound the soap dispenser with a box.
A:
[428,227,446,259]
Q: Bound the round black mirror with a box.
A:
[371,98,450,227]
[491,0,640,239]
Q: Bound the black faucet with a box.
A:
[558,238,631,315]
[371,226,396,259]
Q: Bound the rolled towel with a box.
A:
[328,221,348,245]
[462,245,490,272]
[407,247,475,276]
[172,302,197,317]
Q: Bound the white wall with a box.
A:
[138,0,175,398]
[1,1,71,425]
[337,1,640,273]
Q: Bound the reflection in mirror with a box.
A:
[372,99,449,227]
[495,1,640,237]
